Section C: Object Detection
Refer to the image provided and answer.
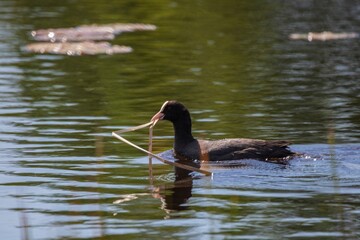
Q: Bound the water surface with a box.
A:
[0,0,359,239]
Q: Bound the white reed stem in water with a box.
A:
[148,125,154,183]
[112,121,212,176]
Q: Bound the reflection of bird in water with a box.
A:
[112,152,198,216]
[113,152,290,217]
[151,161,197,213]
[150,158,287,214]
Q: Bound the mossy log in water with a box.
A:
[289,31,359,41]
[25,41,133,55]
[31,23,157,42]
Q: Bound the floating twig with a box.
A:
[289,31,359,41]
[25,41,132,55]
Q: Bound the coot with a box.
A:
[151,101,296,162]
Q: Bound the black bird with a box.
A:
[151,100,296,163]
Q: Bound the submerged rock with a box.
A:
[31,23,157,42]
[25,41,133,55]
[289,31,359,41]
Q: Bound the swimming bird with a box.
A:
[151,100,295,163]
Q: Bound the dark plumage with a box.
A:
[151,101,295,163]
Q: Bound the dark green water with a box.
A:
[1,0,360,239]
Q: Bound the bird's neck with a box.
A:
[172,116,195,150]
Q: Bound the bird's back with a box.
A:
[176,138,295,162]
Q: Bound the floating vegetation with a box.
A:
[32,27,115,42]
[289,31,359,41]
[81,23,157,34]
[26,41,132,56]
[26,23,156,55]
[31,23,157,42]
